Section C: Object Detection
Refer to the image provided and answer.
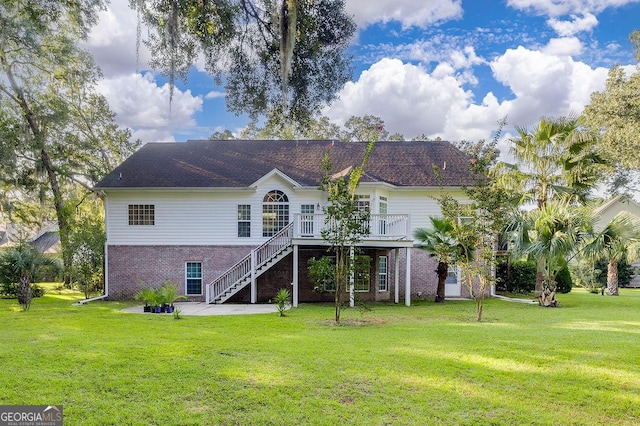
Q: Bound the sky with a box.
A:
[84,0,640,156]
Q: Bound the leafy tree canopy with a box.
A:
[584,65,640,171]
[0,0,139,282]
[132,0,356,125]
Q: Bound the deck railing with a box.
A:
[293,214,410,240]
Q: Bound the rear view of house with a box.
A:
[95,139,475,305]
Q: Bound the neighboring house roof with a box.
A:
[0,222,60,255]
[31,231,61,254]
[95,140,475,189]
[593,195,640,231]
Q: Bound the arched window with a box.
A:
[262,190,289,236]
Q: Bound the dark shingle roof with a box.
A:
[95,140,474,189]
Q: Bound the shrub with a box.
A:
[555,266,573,294]
[273,288,290,317]
[31,284,45,298]
[570,261,602,293]
[34,260,63,282]
[496,260,537,293]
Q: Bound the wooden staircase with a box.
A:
[206,223,293,304]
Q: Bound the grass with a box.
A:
[1,287,640,425]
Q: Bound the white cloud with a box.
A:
[205,91,226,99]
[507,0,640,17]
[324,46,610,144]
[346,0,463,29]
[542,37,584,56]
[83,0,149,77]
[324,58,474,139]
[547,13,598,36]
[96,73,203,143]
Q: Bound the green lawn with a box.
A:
[1,288,640,425]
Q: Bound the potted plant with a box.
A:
[135,287,156,313]
[160,281,187,314]
[152,288,163,313]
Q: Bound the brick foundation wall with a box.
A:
[107,245,252,301]
[107,244,452,302]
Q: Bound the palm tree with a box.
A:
[414,217,468,303]
[582,211,640,296]
[506,115,604,208]
[509,200,594,306]
[0,245,57,311]
[500,115,605,294]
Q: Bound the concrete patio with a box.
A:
[121,302,281,316]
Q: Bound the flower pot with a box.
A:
[165,306,174,314]
[153,305,162,313]
[143,305,152,313]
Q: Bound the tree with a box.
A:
[582,211,640,296]
[0,1,139,283]
[508,201,593,306]
[414,217,466,303]
[341,115,389,142]
[454,134,516,320]
[499,115,605,294]
[388,132,405,141]
[630,30,640,61]
[209,129,237,140]
[132,0,356,125]
[67,195,107,299]
[584,65,640,171]
[503,115,605,209]
[0,245,57,311]
[317,139,376,323]
[240,113,342,140]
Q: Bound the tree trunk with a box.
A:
[4,58,73,285]
[18,275,32,311]
[535,265,544,295]
[435,261,447,303]
[476,296,484,321]
[334,248,345,323]
[539,278,557,307]
[607,261,619,296]
[40,147,72,285]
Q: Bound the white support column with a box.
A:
[250,250,257,304]
[405,247,411,306]
[292,244,299,308]
[349,247,355,308]
[394,248,400,304]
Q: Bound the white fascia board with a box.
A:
[250,168,302,188]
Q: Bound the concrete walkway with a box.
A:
[121,302,280,316]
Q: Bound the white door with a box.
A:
[444,268,461,297]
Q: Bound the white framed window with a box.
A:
[128,204,155,226]
[185,262,203,295]
[445,268,458,285]
[263,190,289,237]
[356,194,370,212]
[378,256,388,292]
[237,205,251,238]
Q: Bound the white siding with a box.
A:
[105,177,471,246]
[384,188,470,235]
[106,174,326,246]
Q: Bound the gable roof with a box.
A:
[95,140,474,189]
